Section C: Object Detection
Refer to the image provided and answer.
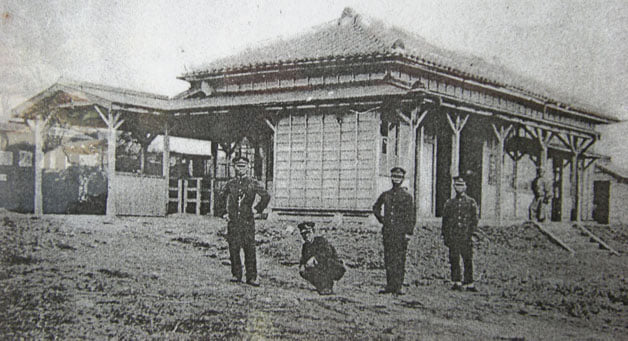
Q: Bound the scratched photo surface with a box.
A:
[1,1,627,339]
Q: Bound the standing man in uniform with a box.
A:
[298,221,346,295]
[218,156,270,286]
[373,167,415,295]
[442,176,478,291]
[529,167,552,222]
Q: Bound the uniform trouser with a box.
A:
[382,231,408,292]
[300,266,334,292]
[227,224,257,281]
[529,197,547,222]
[448,239,473,284]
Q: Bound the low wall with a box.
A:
[115,172,167,216]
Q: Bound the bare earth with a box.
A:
[1,210,627,340]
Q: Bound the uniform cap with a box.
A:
[297,221,315,233]
[232,156,250,165]
[453,176,466,185]
[390,167,406,176]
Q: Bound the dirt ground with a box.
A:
[1,210,627,340]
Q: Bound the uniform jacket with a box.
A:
[442,193,478,244]
[301,236,345,280]
[372,186,415,235]
[531,176,552,201]
[217,176,270,225]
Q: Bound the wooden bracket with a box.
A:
[491,124,513,142]
[446,113,469,133]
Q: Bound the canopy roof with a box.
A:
[182,7,617,121]
[597,163,628,182]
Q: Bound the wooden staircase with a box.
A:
[525,221,620,256]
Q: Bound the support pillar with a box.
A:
[96,106,124,218]
[396,107,428,197]
[210,141,218,215]
[491,124,512,226]
[556,133,594,222]
[162,122,170,215]
[413,109,429,222]
[27,116,50,216]
[446,113,468,196]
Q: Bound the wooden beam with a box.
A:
[573,224,620,256]
[527,221,575,255]
[264,119,276,133]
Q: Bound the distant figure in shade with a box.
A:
[372,167,415,296]
[298,222,345,295]
[217,156,270,287]
[442,176,478,292]
[529,167,553,222]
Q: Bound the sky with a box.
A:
[1,0,627,124]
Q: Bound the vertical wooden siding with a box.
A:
[274,110,378,210]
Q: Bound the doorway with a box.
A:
[593,180,610,224]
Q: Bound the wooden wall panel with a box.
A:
[273,109,378,211]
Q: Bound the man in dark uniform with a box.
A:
[298,221,346,295]
[217,156,270,286]
[372,167,415,295]
[442,176,479,291]
[529,167,552,222]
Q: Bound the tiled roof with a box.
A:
[183,7,616,121]
[13,78,171,118]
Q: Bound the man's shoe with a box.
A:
[378,288,393,294]
[463,283,478,292]
[230,276,243,283]
[318,288,334,295]
[246,279,260,287]
[451,282,463,291]
[392,289,404,296]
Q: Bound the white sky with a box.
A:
[1,0,627,121]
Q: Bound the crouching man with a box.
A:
[298,222,345,295]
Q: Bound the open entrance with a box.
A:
[459,124,484,217]
[433,118,483,217]
[593,180,610,224]
[550,157,564,222]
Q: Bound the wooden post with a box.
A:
[446,113,469,196]
[183,179,188,213]
[337,114,342,208]
[354,110,359,208]
[162,122,170,215]
[196,179,201,215]
[412,109,428,221]
[508,149,524,218]
[95,105,124,218]
[210,141,218,215]
[556,134,593,222]
[177,179,183,213]
[491,124,513,226]
[288,113,293,205]
[27,116,50,216]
